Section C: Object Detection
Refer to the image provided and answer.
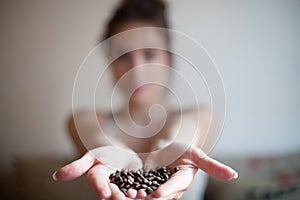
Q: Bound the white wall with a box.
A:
[1,0,299,171]
[168,0,300,157]
[0,0,119,171]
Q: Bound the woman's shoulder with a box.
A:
[67,110,113,155]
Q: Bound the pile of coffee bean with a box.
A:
[109,167,179,195]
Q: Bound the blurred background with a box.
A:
[0,0,299,199]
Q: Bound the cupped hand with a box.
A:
[52,146,144,200]
[143,143,238,200]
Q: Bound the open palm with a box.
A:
[53,146,147,199]
[143,143,238,199]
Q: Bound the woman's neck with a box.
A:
[129,104,152,126]
[123,101,168,127]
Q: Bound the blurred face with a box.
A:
[109,21,171,107]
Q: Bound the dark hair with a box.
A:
[103,0,170,40]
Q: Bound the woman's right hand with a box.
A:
[52,146,144,200]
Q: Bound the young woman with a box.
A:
[53,1,238,199]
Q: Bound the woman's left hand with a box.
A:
[143,143,238,200]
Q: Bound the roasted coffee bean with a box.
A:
[150,185,157,191]
[120,188,127,194]
[127,176,134,185]
[143,178,149,184]
[154,171,160,176]
[117,176,123,182]
[157,167,164,174]
[152,180,159,186]
[155,177,162,182]
[174,166,180,173]
[134,183,141,190]
[109,173,115,180]
[137,177,143,183]
[128,171,134,177]
[146,186,153,194]
[120,182,126,188]
[163,173,169,180]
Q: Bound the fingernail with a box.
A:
[52,171,58,181]
[102,189,111,199]
[233,171,238,179]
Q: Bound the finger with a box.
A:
[151,167,196,198]
[126,188,137,199]
[164,191,183,200]
[191,147,238,180]
[109,183,127,200]
[136,189,147,199]
[174,192,184,199]
[146,192,183,200]
[53,152,95,181]
[86,165,112,199]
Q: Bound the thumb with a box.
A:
[52,152,95,181]
[191,147,238,180]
